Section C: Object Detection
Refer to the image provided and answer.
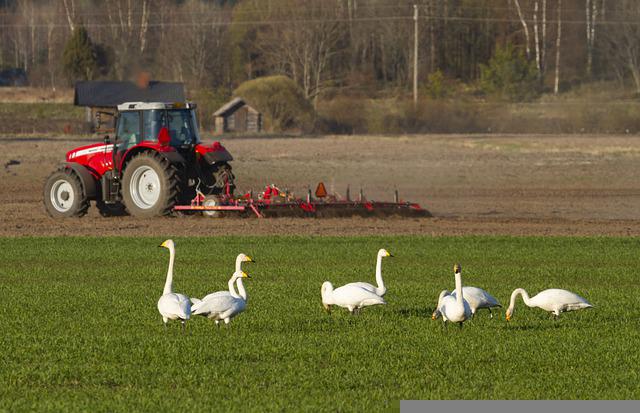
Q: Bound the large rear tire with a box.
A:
[43,167,90,218]
[121,152,179,217]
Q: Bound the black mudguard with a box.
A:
[62,162,97,199]
[203,149,233,164]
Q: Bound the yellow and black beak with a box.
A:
[242,271,251,279]
[158,241,167,248]
[246,256,255,263]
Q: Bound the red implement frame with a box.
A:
[173,185,430,218]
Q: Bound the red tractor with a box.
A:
[43,102,234,218]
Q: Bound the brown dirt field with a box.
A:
[1,134,639,237]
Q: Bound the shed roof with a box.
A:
[214,97,246,116]
[74,81,185,108]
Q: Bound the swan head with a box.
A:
[378,249,393,258]
[234,270,251,279]
[237,253,255,263]
[321,281,334,312]
[159,239,175,250]
[453,263,461,274]
[505,308,513,321]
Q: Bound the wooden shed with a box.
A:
[213,97,262,134]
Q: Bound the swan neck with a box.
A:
[454,272,463,305]
[235,256,243,273]
[228,275,240,298]
[236,277,247,301]
[508,288,530,313]
[375,254,385,290]
[163,246,175,295]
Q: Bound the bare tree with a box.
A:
[554,0,562,94]
[512,0,531,59]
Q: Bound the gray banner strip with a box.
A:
[401,400,640,413]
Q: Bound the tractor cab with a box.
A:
[113,102,201,171]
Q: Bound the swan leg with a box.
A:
[458,322,464,329]
[224,318,231,325]
[181,320,186,334]
[488,308,493,319]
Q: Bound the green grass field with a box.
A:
[1,236,639,411]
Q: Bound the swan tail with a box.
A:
[191,297,202,305]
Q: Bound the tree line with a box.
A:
[1,0,640,102]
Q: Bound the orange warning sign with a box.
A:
[315,182,328,198]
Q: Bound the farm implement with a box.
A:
[43,101,428,218]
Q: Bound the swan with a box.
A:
[431,286,501,320]
[505,288,593,321]
[345,248,393,296]
[157,239,191,330]
[192,271,251,326]
[438,264,472,327]
[191,253,254,306]
[321,281,386,314]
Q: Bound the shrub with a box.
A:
[479,44,540,102]
[234,75,314,132]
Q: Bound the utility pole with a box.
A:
[413,4,419,106]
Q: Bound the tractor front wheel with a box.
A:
[121,152,179,217]
[43,167,90,218]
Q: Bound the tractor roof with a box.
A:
[117,102,196,111]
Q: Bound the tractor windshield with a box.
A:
[143,109,201,146]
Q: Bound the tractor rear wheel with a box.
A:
[43,167,90,218]
[121,152,179,217]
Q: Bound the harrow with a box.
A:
[174,183,430,218]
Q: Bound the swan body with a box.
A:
[157,239,191,328]
[506,288,593,320]
[321,281,386,314]
[344,249,393,296]
[438,264,472,325]
[192,271,250,325]
[432,286,501,320]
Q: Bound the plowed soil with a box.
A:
[1,134,639,236]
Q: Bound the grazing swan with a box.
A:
[192,253,254,305]
[321,281,386,314]
[438,264,472,327]
[345,249,393,296]
[192,271,251,326]
[432,286,501,320]
[506,288,593,321]
[157,239,191,330]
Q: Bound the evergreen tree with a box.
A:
[62,26,98,82]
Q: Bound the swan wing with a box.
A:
[201,290,232,302]
[193,294,241,317]
[533,289,593,311]
[344,282,377,294]
[333,284,386,307]
[158,293,191,320]
[463,286,502,308]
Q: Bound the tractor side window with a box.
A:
[167,110,197,145]
[116,111,141,150]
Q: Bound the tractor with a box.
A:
[43,102,234,218]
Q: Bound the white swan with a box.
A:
[157,239,191,330]
[345,248,393,296]
[506,288,593,321]
[432,286,501,320]
[438,264,472,327]
[191,253,254,306]
[192,271,250,326]
[321,281,386,314]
